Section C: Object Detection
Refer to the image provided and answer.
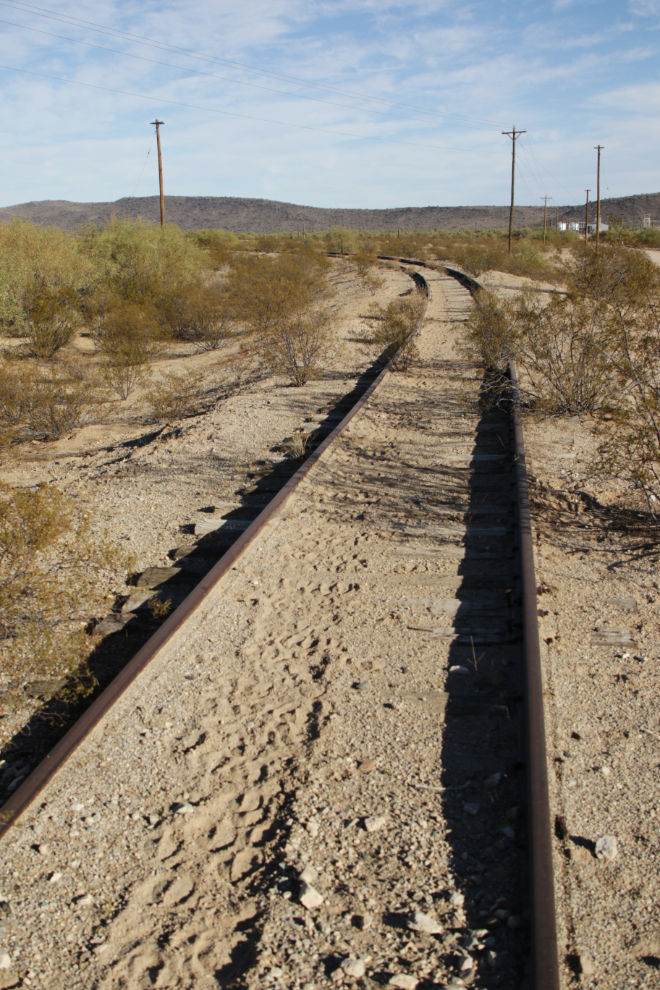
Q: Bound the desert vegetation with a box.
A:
[465,236,660,516]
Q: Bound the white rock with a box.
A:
[298,864,318,884]
[76,894,94,908]
[407,909,443,935]
[388,975,418,989]
[449,892,465,907]
[341,956,368,978]
[449,665,469,675]
[37,844,50,856]
[306,821,320,838]
[458,955,473,972]
[0,952,11,969]
[364,815,387,833]
[299,880,324,910]
[578,953,596,976]
[463,803,480,816]
[175,802,195,815]
[49,872,62,884]
[595,835,618,861]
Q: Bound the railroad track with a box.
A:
[0,265,559,990]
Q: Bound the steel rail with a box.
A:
[509,359,561,990]
[0,272,430,841]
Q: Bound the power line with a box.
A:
[0,14,502,132]
[0,0,511,129]
[0,61,510,155]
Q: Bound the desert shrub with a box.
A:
[324,228,356,255]
[0,482,127,687]
[162,280,239,350]
[22,284,81,358]
[0,219,102,337]
[102,343,152,400]
[364,291,426,371]
[0,358,104,444]
[188,229,238,267]
[80,218,209,307]
[512,294,612,414]
[464,290,517,371]
[260,309,332,386]
[144,370,206,422]
[353,248,384,295]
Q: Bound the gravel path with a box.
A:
[0,271,529,990]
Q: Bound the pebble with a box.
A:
[494,909,509,921]
[299,864,318,884]
[174,802,195,815]
[341,956,368,978]
[49,873,62,884]
[306,821,320,838]
[406,909,443,935]
[501,826,515,839]
[358,759,377,774]
[578,953,596,977]
[595,835,618,861]
[388,975,418,989]
[485,773,502,788]
[299,880,324,910]
[76,894,94,908]
[449,892,465,907]
[0,953,11,970]
[458,955,473,972]
[506,915,525,929]
[463,803,480,816]
[364,815,387,833]
[36,844,50,856]
[449,665,469,675]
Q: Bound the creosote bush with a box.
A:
[0,482,128,688]
[364,291,426,371]
[0,358,105,444]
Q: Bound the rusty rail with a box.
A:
[0,271,430,841]
[509,359,560,990]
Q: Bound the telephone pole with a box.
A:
[502,126,526,254]
[150,120,165,227]
[540,195,552,246]
[584,190,590,242]
[594,145,604,251]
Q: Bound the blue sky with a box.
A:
[0,0,657,209]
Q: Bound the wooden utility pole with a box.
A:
[584,190,590,242]
[594,145,604,251]
[540,195,552,246]
[555,207,560,230]
[150,120,165,227]
[502,126,526,254]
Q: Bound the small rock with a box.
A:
[364,815,387,833]
[341,956,368,979]
[463,803,480,816]
[578,953,596,977]
[407,909,443,934]
[174,802,195,815]
[388,975,418,989]
[37,844,50,856]
[485,773,502,788]
[501,826,515,839]
[595,835,617,861]
[306,821,320,838]
[494,909,509,921]
[507,915,525,929]
[49,872,62,884]
[299,864,318,884]
[358,759,377,774]
[354,682,370,692]
[600,767,611,777]
[0,954,10,971]
[449,892,465,907]
[354,913,372,930]
[458,955,473,972]
[299,880,324,910]
[75,894,94,908]
[485,950,498,968]
[449,665,469,675]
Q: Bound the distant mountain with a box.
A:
[0,192,658,233]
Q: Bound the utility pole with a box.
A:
[150,120,165,227]
[502,126,526,254]
[540,195,552,246]
[594,145,604,251]
[555,207,559,230]
[584,190,590,242]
